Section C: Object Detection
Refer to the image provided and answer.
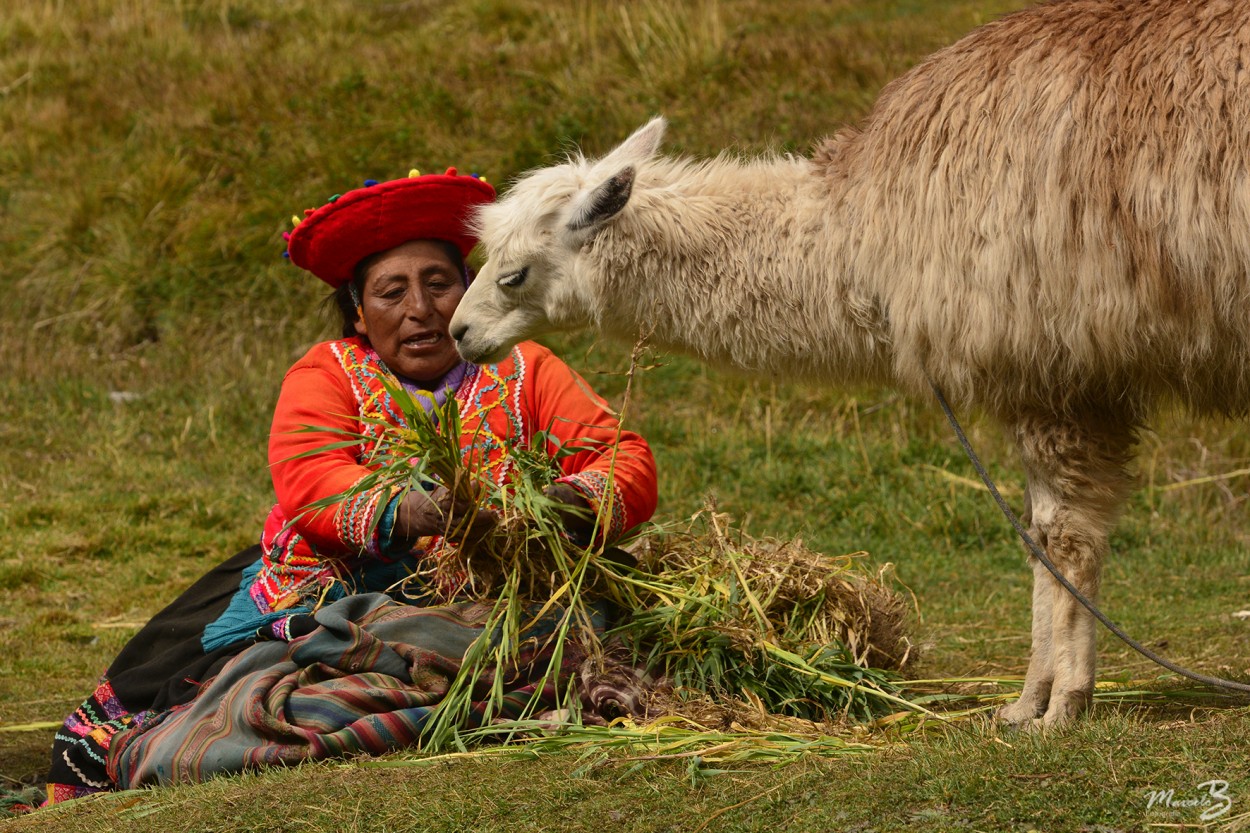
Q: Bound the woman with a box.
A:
[45,168,658,803]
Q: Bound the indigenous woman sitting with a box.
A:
[44,170,658,803]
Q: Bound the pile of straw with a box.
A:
[631,509,915,672]
[612,507,917,725]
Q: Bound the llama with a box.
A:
[449,0,1250,727]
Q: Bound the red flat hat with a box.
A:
[287,167,496,287]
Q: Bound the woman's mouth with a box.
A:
[401,332,443,351]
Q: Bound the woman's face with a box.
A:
[355,240,466,382]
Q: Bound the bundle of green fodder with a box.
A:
[294,375,606,603]
[304,387,918,742]
[615,509,917,725]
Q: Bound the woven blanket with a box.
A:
[106,593,641,788]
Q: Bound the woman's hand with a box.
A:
[544,483,595,542]
[394,486,496,543]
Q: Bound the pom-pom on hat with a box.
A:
[286,167,496,288]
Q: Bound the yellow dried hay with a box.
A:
[631,509,917,674]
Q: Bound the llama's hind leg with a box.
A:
[998,414,1136,728]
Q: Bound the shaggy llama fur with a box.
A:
[450,0,1250,727]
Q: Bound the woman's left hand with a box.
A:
[544,483,595,541]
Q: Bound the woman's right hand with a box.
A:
[394,486,496,543]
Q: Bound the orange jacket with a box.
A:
[255,337,657,612]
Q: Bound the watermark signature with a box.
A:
[1144,780,1232,821]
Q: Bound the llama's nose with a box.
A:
[450,322,468,343]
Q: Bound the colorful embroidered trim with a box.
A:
[558,470,627,543]
[50,679,147,801]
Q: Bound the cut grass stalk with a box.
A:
[362,718,883,769]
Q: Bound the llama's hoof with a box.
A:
[1040,690,1091,727]
[996,697,1047,728]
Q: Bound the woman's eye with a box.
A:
[498,266,529,288]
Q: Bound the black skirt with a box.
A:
[46,545,262,802]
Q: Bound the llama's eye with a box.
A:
[498,266,529,289]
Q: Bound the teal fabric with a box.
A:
[201,552,429,652]
[201,559,304,652]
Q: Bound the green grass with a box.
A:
[3,0,1249,829]
[6,710,1250,832]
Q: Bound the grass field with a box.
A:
[2,0,1249,830]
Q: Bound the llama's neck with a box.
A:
[584,155,891,384]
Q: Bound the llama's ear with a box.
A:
[567,118,660,241]
[597,117,666,171]
[567,166,634,238]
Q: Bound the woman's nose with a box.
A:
[403,287,433,319]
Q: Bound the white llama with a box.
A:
[449,0,1250,727]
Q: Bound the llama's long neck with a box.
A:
[584,156,891,385]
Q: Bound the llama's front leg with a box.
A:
[1036,524,1104,725]
[999,415,1135,729]
[997,555,1056,726]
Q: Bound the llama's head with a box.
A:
[451,118,667,364]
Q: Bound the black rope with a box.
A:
[929,381,1250,696]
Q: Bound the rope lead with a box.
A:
[929,379,1250,696]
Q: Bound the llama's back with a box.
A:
[816,0,1250,418]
